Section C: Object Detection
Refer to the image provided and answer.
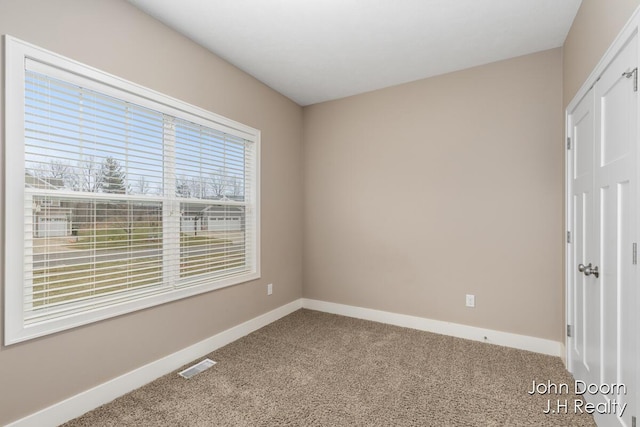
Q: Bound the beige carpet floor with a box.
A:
[64,309,596,426]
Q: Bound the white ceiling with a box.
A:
[127,0,582,106]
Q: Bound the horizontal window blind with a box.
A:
[24,195,166,324]
[25,71,165,196]
[173,119,256,285]
[5,37,259,342]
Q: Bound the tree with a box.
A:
[176,177,191,198]
[230,175,244,199]
[176,176,206,198]
[134,175,151,195]
[188,177,205,199]
[100,157,129,194]
[209,169,227,199]
[36,160,71,188]
[76,155,103,192]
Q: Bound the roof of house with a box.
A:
[24,172,64,190]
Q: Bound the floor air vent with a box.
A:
[178,358,216,379]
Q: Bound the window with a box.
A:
[4,36,260,344]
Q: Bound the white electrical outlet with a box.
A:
[267,283,273,295]
[465,294,475,308]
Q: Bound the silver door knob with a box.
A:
[584,264,599,278]
[578,263,599,278]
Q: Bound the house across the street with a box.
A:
[180,202,244,234]
[26,173,73,238]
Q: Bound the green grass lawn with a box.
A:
[68,225,161,250]
[179,252,245,277]
[33,257,162,307]
[67,227,228,250]
[33,249,245,307]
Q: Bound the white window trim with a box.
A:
[3,35,261,345]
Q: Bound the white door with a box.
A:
[37,216,68,238]
[568,84,597,395]
[568,33,638,427]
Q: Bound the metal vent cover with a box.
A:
[178,358,216,379]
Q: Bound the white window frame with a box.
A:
[3,36,261,345]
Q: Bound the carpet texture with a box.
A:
[64,309,596,426]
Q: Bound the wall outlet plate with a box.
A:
[267,283,273,295]
[466,294,475,308]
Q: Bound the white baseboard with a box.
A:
[302,298,563,357]
[9,297,563,426]
[7,299,303,427]
[559,342,567,367]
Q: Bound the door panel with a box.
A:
[601,77,633,166]
[574,104,595,181]
[572,193,585,363]
[600,183,617,387]
[569,88,597,385]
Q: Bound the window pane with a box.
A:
[179,202,246,279]
[25,71,164,196]
[175,119,246,201]
[27,196,163,321]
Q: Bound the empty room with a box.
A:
[1,0,639,426]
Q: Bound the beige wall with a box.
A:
[4,0,639,424]
[563,0,640,107]
[303,49,564,342]
[0,0,303,424]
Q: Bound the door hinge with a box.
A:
[567,325,572,337]
[633,243,637,265]
[623,67,638,92]
[567,231,571,244]
[567,137,571,150]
